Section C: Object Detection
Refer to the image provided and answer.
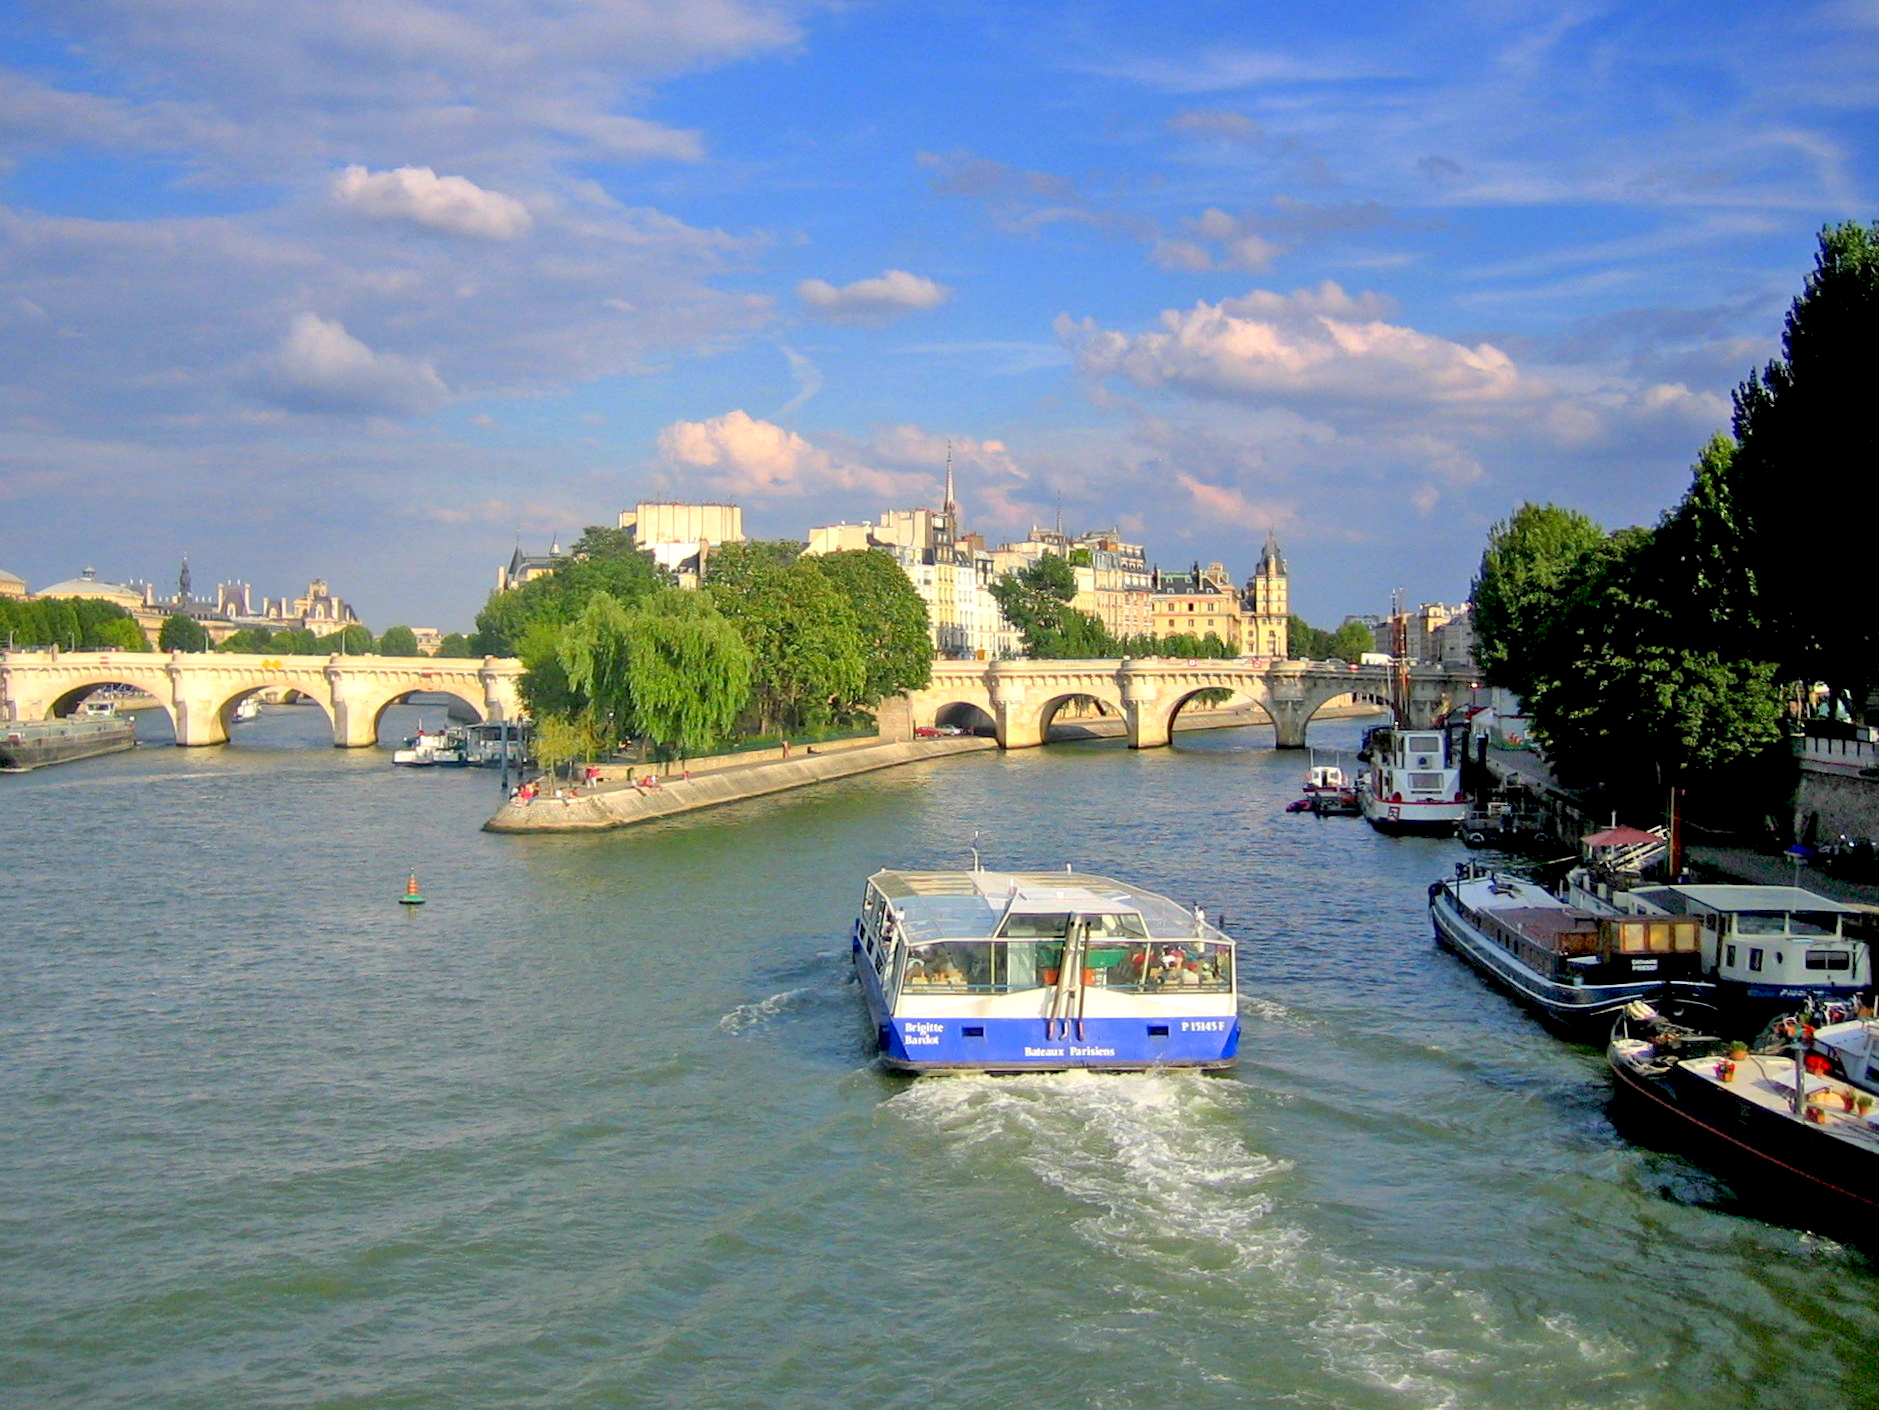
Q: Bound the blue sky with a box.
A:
[1,0,1873,631]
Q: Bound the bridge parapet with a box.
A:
[0,650,525,747]
[904,656,1473,749]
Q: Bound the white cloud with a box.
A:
[796,269,951,323]
[655,410,927,499]
[1060,281,1526,410]
[261,312,449,416]
[332,165,532,240]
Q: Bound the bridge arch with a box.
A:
[1161,682,1274,739]
[1,650,525,747]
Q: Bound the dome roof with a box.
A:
[34,567,145,606]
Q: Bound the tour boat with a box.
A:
[392,726,467,766]
[1608,1002,1879,1229]
[1357,724,1468,835]
[1428,864,1713,1036]
[232,696,261,723]
[852,865,1240,1072]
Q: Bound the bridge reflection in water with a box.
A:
[0,649,523,748]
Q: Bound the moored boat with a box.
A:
[1358,724,1468,835]
[1566,870,1870,1022]
[1429,864,1712,1036]
[392,726,467,766]
[0,715,136,771]
[1608,1003,1879,1230]
[852,865,1239,1073]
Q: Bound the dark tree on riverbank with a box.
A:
[1727,220,1879,720]
[158,614,209,652]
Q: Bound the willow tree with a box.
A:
[622,591,752,763]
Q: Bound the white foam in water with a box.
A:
[891,1072,1641,1409]
[717,987,817,1034]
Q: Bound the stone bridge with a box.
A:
[900,658,1475,750]
[0,649,525,747]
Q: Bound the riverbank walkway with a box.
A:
[484,701,1307,834]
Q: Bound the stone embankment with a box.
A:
[485,735,996,833]
[484,698,1384,834]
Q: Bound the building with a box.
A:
[498,539,564,593]
[620,502,744,586]
[1242,531,1290,658]
[1150,562,1244,651]
[805,463,1019,660]
[0,567,25,601]
[1374,601,1471,665]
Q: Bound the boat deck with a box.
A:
[1675,1052,1879,1150]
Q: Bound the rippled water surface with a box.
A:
[5,706,1877,1409]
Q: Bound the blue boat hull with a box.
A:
[854,941,1239,1073]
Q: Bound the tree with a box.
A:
[434,631,478,658]
[95,615,150,651]
[805,549,933,700]
[217,626,275,653]
[1728,220,1879,717]
[378,625,419,656]
[158,614,209,652]
[269,627,321,654]
[706,545,866,731]
[472,523,667,655]
[988,555,1121,658]
[1524,528,1786,804]
[1288,616,1332,659]
[1328,621,1374,663]
[1469,503,1608,701]
[619,590,752,761]
[317,624,375,655]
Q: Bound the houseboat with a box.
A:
[1566,875,1869,1021]
[1429,864,1712,1036]
[1357,724,1469,835]
[1609,1003,1879,1230]
[852,866,1240,1073]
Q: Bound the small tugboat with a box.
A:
[1429,864,1712,1036]
[1608,1001,1879,1230]
[852,863,1239,1072]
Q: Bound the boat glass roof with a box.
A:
[869,869,1210,944]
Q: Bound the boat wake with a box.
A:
[888,1072,1639,1409]
[889,1072,1298,1276]
[717,986,823,1035]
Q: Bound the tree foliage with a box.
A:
[0,596,148,650]
[158,614,210,652]
[618,590,752,761]
[807,549,934,699]
[316,624,375,655]
[706,543,866,732]
[472,523,667,655]
[378,625,419,656]
[1469,502,1608,701]
[435,631,477,658]
[1727,220,1879,716]
[987,555,1119,658]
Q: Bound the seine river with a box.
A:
[5,703,1877,1410]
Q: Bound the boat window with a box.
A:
[1673,921,1699,952]
[1726,944,1737,968]
[1647,922,1673,954]
[1748,948,1764,972]
[1733,912,1839,937]
[999,912,1070,939]
[1095,940,1233,994]
[901,942,992,990]
[1806,949,1853,971]
[1617,923,1645,954]
[1407,772,1446,791]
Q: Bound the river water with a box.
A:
[4,704,1877,1410]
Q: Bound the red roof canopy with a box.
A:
[1580,825,1661,848]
